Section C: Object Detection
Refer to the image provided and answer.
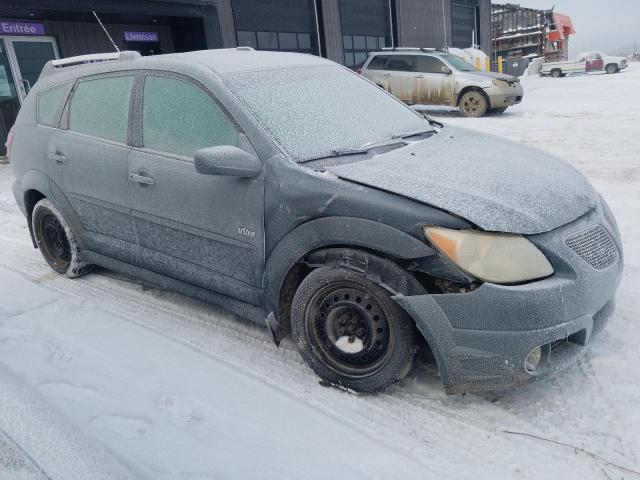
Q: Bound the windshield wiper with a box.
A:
[392,128,434,140]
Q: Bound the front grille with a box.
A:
[565,225,618,270]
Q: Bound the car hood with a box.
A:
[327,126,597,234]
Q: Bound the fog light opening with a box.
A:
[525,346,543,373]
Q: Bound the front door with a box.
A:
[129,73,264,304]
[0,36,58,156]
[413,56,456,105]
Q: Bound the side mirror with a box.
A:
[441,66,452,75]
[194,145,262,179]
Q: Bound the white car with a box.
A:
[541,51,628,77]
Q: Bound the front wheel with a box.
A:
[606,64,619,74]
[291,267,420,393]
[32,198,92,278]
[459,91,489,117]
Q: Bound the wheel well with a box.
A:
[606,63,618,70]
[24,189,46,248]
[456,86,489,107]
[277,246,436,339]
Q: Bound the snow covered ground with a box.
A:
[1,65,639,480]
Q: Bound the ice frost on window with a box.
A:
[142,76,238,158]
[225,65,428,161]
[69,75,133,143]
[37,82,69,127]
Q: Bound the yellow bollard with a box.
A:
[498,56,504,74]
[485,56,490,71]
[475,57,481,70]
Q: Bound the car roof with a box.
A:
[157,48,333,74]
[38,48,335,88]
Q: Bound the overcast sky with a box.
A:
[514,0,639,56]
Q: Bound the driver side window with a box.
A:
[142,75,239,158]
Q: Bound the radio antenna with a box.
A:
[92,10,120,52]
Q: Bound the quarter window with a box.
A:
[69,75,134,143]
[414,56,446,74]
[37,82,70,127]
[142,75,238,158]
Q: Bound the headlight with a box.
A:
[492,79,510,88]
[424,227,554,284]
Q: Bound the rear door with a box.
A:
[51,72,139,265]
[413,56,455,105]
[361,55,388,86]
[128,72,264,303]
[381,55,415,103]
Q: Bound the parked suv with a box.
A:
[359,48,523,117]
[9,48,621,394]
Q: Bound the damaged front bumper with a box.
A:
[395,204,623,394]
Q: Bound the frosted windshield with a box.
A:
[224,65,430,161]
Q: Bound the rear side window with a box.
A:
[37,83,69,127]
[384,55,414,72]
[142,75,238,158]
[414,56,446,74]
[366,55,387,70]
[69,75,134,143]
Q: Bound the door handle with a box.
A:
[48,152,67,164]
[129,173,155,185]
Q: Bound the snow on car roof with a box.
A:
[157,48,334,74]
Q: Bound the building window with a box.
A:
[236,30,314,54]
[343,35,387,68]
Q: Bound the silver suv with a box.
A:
[359,48,524,117]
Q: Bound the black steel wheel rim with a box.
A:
[306,283,392,377]
[37,212,71,269]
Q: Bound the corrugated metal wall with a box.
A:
[394,0,489,54]
[319,0,344,63]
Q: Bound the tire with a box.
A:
[550,69,562,78]
[459,90,489,117]
[291,267,420,393]
[32,198,92,278]
[606,64,618,74]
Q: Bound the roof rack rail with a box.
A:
[41,51,141,77]
[380,47,442,53]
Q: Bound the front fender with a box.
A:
[262,216,434,314]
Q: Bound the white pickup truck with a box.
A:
[540,51,628,78]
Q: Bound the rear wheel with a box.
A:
[459,91,489,117]
[550,69,563,78]
[32,198,92,278]
[291,267,420,393]
[606,64,618,74]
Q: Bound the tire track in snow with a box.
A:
[0,234,620,479]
